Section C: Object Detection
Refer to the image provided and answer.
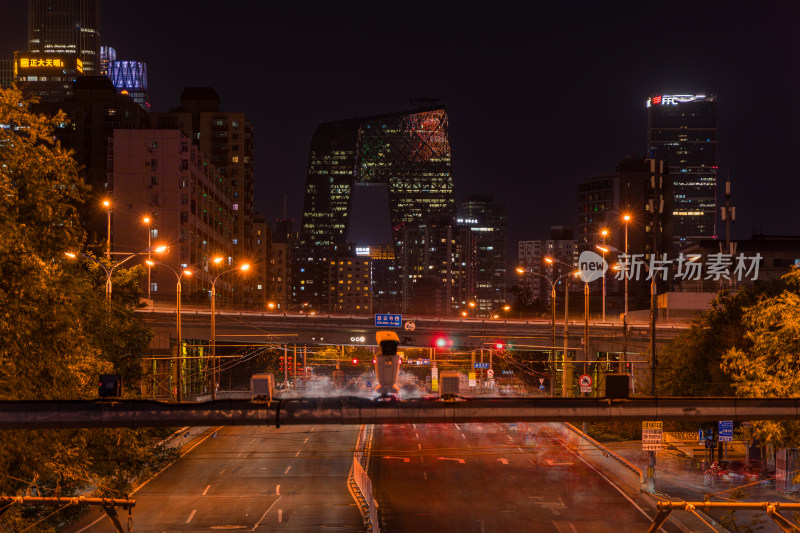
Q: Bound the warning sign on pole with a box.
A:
[642,421,663,451]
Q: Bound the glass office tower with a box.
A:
[300,106,454,248]
[646,94,717,251]
[28,0,100,75]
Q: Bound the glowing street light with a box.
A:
[146,260,193,402]
[65,245,166,300]
[102,199,111,260]
[209,262,250,400]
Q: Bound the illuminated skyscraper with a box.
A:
[108,60,149,108]
[28,0,100,75]
[646,93,717,251]
[298,105,455,312]
[300,106,454,249]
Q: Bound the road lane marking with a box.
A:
[295,450,301,457]
[202,484,211,495]
[278,509,283,523]
[517,447,524,453]
[545,428,667,532]
[275,484,280,495]
[284,466,291,474]
[383,456,410,462]
[127,426,224,499]
[417,443,422,450]
[437,457,465,464]
[311,427,316,432]
[303,437,309,444]
[454,423,461,430]
[415,432,419,439]
[423,472,428,480]
[251,496,281,531]
[220,468,227,475]
[186,510,196,523]
[461,433,467,439]
[497,458,509,464]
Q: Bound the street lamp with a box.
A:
[515,266,573,396]
[102,199,111,260]
[599,228,609,322]
[209,261,250,400]
[622,214,631,369]
[146,260,193,402]
[545,256,584,397]
[143,216,152,300]
[65,245,167,300]
[490,305,511,319]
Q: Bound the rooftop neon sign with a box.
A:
[646,94,707,107]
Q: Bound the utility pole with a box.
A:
[720,176,736,288]
[562,275,571,397]
[646,158,666,494]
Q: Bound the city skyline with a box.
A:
[1,2,798,253]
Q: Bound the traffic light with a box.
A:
[433,335,453,348]
[494,342,505,350]
[352,358,359,364]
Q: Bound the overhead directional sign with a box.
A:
[718,420,734,442]
[375,314,402,328]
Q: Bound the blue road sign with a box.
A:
[718,420,734,442]
[375,314,402,328]
[366,381,372,388]
[539,384,545,391]
[421,359,431,365]
[474,362,490,369]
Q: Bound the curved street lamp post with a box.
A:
[210,262,250,400]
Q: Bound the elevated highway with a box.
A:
[138,304,688,354]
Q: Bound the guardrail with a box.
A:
[350,425,380,532]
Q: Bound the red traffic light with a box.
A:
[352,358,359,364]
[495,342,505,350]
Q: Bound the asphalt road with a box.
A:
[370,422,656,532]
[66,424,363,532]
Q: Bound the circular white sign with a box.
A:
[579,374,593,387]
[404,321,416,331]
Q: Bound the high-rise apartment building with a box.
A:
[518,227,579,305]
[151,88,255,304]
[0,60,13,89]
[28,0,100,75]
[646,94,717,251]
[109,129,235,303]
[298,105,455,312]
[458,196,507,316]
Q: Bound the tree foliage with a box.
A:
[656,276,788,396]
[0,86,171,530]
[721,269,800,447]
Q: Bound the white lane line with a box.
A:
[547,429,666,532]
[202,484,211,496]
[251,496,281,531]
[278,509,283,523]
[284,466,291,474]
[418,443,422,450]
[461,433,467,439]
[311,427,316,432]
[220,468,227,475]
[415,432,419,439]
[295,450,301,457]
[506,435,513,440]
[275,484,280,495]
[303,437,309,444]
[454,423,461,431]
[186,509,197,523]
[517,447,523,453]
[423,472,428,480]
[412,423,417,429]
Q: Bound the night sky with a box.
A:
[2,1,799,251]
